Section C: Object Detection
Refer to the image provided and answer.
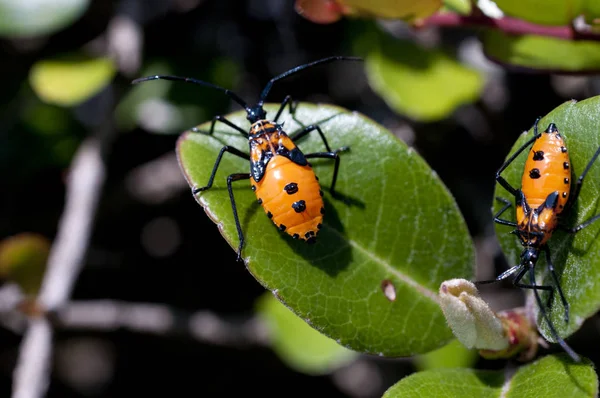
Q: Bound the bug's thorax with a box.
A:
[515,204,557,248]
[249,120,308,184]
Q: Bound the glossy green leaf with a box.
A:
[413,339,478,371]
[0,0,90,38]
[483,31,600,73]
[255,292,357,375]
[0,233,50,296]
[177,103,474,356]
[384,354,596,398]
[360,25,483,122]
[29,55,116,107]
[492,96,600,342]
[493,0,600,26]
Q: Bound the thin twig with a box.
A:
[51,300,269,347]
[12,137,107,398]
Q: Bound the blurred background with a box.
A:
[1,0,599,397]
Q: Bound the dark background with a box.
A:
[1,0,597,397]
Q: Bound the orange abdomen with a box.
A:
[521,131,571,214]
[251,156,324,241]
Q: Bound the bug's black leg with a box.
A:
[542,246,569,323]
[290,124,333,152]
[561,214,600,234]
[512,263,554,292]
[192,146,250,194]
[226,173,251,262]
[528,264,580,362]
[305,148,348,196]
[191,115,248,137]
[560,143,600,232]
[495,119,542,197]
[566,144,600,209]
[274,95,299,122]
[493,197,518,227]
[474,264,524,285]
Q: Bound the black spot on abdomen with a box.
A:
[292,200,306,213]
[533,150,544,161]
[284,182,298,195]
[529,168,541,179]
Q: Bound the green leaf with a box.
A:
[483,31,600,73]
[0,233,50,296]
[177,103,474,356]
[508,355,597,398]
[29,55,116,107]
[340,0,443,21]
[413,339,478,371]
[0,0,90,38]
[442,0,472,15]
[384,354,596,398]
[492,96,600,342]
[493,0,600,26]
[360,25,483,122]
[255,292,357,375]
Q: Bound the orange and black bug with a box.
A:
[477,117,600,362]
[132,56,362,261]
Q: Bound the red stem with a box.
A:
[418,12,600,41]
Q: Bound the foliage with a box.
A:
[5,0,600,396]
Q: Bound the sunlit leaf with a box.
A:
[492,97,600,343]
[358,25,483,122]
[177,103,474,356]
[384,354,596,398]
[483,31,600,73]
[493,0,600,26]
[256,292,358,375]
[295,0,442,24]
[0,0,90,38]
[29,55,116,107]
[442,0,472,15]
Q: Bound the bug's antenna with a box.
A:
[131,75,250,113]
[257,56,363,107]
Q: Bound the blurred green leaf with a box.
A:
[29,55,116,107]
[295,0,442,24]
[177,103,474,356]
[256,292,357,375]
[493,97,600,343]
[0,233,49,296]
[493,0,600,26]
[384,354,596,398]
[442,0,472,15]
[414,339,478,371]
[342,0,442,21]
[0,0,90,38]
[483,31,600,72]
[359,25,483,122]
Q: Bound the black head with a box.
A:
[246,105,267,124]
[546,123,558,134]
[520,247,539,266]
